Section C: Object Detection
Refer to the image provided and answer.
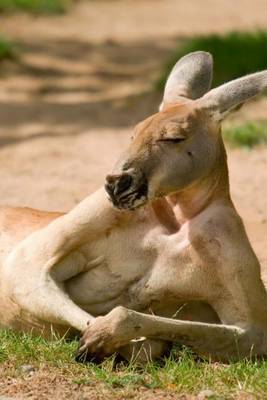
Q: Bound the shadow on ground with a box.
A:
[0,36,179,147]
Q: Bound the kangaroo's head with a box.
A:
[105,51,267,210]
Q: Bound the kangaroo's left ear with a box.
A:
[160,51,213,111]
[199,71,267,121]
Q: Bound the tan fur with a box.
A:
[0,207,63,238]
[1,52,267,363]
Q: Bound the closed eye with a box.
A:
[157,137,186,144]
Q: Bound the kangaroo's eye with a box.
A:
[157,137,186,144]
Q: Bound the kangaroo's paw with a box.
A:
[76,306,131,363]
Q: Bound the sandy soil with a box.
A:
[0,1,266,398]
[0,365,187,400]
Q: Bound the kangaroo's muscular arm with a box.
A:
[77,306,256,363]
[29,187,123,261]
[3,188,123,331]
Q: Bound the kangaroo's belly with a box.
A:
[64,230,220,324]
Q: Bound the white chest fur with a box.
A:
[64,217,196,315]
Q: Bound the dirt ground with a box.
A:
[0,0,266,398]
[0,365,193,400]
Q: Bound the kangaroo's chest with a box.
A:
[64,217,202,316]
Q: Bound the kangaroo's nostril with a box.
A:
[105,173,133,198]
[106,174,120,185]
[114,174,133,196]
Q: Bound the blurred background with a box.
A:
[0,0,266,271]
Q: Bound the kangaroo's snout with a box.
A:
[105,169,148,210]
[105,173,133,198]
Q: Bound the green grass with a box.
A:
[2,329,267,399]
[223,121,267,148]
[0,36,16,61]
[158,31,267,90]
[0,0,71,14]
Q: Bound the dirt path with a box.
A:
[0,1,266,398]
[2,0,267,42]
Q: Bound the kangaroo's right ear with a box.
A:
[200,71,267,121]
[160,51,213,111]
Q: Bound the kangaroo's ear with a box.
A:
[200,71,267,121]
[160,51,213,111]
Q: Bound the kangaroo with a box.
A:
[1,51,267,363]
